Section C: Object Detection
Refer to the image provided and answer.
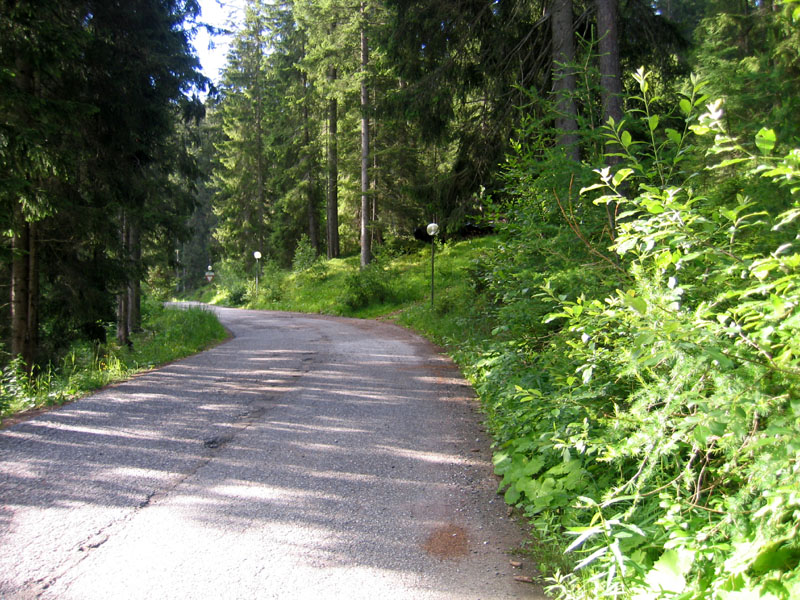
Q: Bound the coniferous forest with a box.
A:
[4,1,800,598]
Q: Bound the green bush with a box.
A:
[339,262,397,310]
[291,234,319,273]
[213,258,250,306]
[0,359,27,414]
[291,236,328,284]
[0,303,226,423]
[473,70,800,600]
[246,258,286,305]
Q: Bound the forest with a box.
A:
[3,0,800,598]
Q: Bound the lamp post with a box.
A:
[253,251,262,297]
[427,222,439,308]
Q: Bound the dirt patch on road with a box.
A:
[424,524,470,559]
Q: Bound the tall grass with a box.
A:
[0,302,226,423]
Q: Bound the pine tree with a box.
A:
[2,0,205,362]
[551,0,580,162]
[213,1,271,262]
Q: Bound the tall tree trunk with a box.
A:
[11,201,31,368]
[117,292,129,347]
[550,0,580,162]
[10,56,36,370]
[371,107,382,248]
[116,212,130,347]
[306,178,318,255]
[360,2,371,268]
[27,221,39,365]
[127,219,141,334]
[326,67,340,259]
[596,0,623,235]
[255,79,266,258]
[302,70,319,254]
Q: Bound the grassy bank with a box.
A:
[196,202,800,600]
[0,301,227,425]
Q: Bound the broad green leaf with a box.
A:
[655,251,673,269]
[648,115,659,131]
[680,98,692,116]
[504,485,521,504]
[576,496,599,507]
[665,128,682,145]
[612,168,633,187]
[615,237,638,255]
[716,158,749,168]
[625,295,647,315]
[709,420,726,436]
[492,452,509,466]
[689,124,711,136]
[644,549,695,593]
[621,130,632,148]
[694,425,712,446]
[705,347,733,368]
[580,183,605,194]
[791,397,800,416]
[755,128,776,155]
[642,198,665,214]
[749,542,800,575]
[522,456,545,476]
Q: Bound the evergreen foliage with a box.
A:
[4,0,800,597]
[0,302,226,423]
[1,0,206,365]
[472,60,800,599]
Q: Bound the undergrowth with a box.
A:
[0,301,226,423]
[188,69,800,600]
[467,71,800,599]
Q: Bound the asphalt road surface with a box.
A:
[1,306,545,599]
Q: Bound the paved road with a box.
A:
[1,306,544,599]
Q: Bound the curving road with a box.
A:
[0,306,544,599]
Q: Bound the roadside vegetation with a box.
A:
[4,2,799,600]
[192,68,800,600]
[0,302,226,424]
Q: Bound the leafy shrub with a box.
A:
[0,359,26,414]
[380,234,421,257]
[213,258,250,306]
[475,70,800,600]
[291,235,328,284]
[292,234,319,272]
[1,304,226,423]
[339,262,397,310]
[245,258,285,305]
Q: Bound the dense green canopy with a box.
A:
[4,2,800,597]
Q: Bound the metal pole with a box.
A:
[426,222,439,309]
[253,251,262,300]
[430,239,435,308]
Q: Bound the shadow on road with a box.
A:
[0,309,538,599]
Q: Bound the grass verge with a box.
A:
[0,302,227,425]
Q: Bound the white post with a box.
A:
[426,223,439,308]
